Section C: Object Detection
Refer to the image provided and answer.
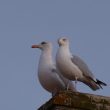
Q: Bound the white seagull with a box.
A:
[31,41,76,96]
[56,37,107,90]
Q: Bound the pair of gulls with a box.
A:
[32,37,107,96]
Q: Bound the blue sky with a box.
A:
[0,0,110,109]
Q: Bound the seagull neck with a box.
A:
[60,45,71,55]
[40,49,53,64]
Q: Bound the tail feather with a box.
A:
[81,77,107,91]
[90,78,107,89]
[80,78,100,91]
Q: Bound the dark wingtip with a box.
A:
[96,79,107,87]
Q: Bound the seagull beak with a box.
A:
[31,44,41,48]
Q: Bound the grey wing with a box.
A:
[71,55,94,78]
[51,67,66,87]
[52,65,68,85]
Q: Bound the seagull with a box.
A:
[31,41,76,96]
[56,37,107,90]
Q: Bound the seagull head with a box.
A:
[58,37,69,46]
[31,41,52,51]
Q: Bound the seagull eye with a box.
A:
[63,38,66,41]
[41,42,47,45]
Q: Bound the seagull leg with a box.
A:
[75,77,78,90]
[66,81,70,91]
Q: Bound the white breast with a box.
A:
[56,46,83,80]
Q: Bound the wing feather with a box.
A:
[71,55,94,79]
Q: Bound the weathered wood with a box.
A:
[38,90,110,110]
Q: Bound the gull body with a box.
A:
[32,41,76,95]
[56,37,107,90]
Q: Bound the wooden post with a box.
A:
[38,90,110,110]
